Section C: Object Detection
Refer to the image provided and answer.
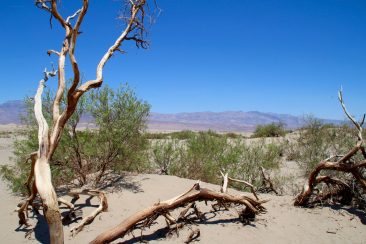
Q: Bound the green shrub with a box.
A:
[224,132,242,139]
[145,130,196,140]
[289,116,357,175]
[145,130,243,140]
[149,131,283,190]
[252,123,286,138]
[1,84,150,193]
[150,139,180,175]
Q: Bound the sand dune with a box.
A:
[0,131,365,243]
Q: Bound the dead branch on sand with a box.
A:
[294,90,366,207]
[90,181,267,243]
[68,189,108,236]
[258,166,279,195]
[17,185,108,236]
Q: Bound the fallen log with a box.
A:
[90,182,267,243]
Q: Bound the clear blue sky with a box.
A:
[0,0,365,120]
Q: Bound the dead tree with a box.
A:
[294,90,366,207]
[17,1,150,243]
[90,182,267,243]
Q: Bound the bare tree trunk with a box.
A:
[33,72,64,243]
[16,1,150,242]
[35,158,64,243]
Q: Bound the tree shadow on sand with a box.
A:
[119,210,257,244]
[329,204,366,224]
[99,174,145,193]
[15,210,50,244]
[14,174,145,243]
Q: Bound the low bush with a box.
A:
[149,131,283,190]
[1,84,150,193]
[146,130,243,140]
[252,123,286,138]
[288,116,357,175]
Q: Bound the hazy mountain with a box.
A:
[149,111,303,132]
[0,100,341,132]
[0,100,26,124]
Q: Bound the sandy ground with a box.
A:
[0,132,365,244]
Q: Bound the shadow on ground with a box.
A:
[329,204,366,224]
[119,210,255,244]
[14,173,145,243]
[15,210,50,244]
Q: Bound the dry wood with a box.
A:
[294,90,366,207]
[33,69,64,244]
[69,189,108,236]
[17,152,38,227]
[178,202,195,221]
[90,182,267,243]
[220,171,259,200]
[184,228,200,243]
[220,171,229,193]
[16,1,150,242]
[258,166,278,195]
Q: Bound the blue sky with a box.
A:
[0,0,365,120]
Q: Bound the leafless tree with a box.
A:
[18,0,151,243]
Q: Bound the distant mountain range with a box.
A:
[0,100,27,124]
[0,100,341,132]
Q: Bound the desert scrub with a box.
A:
[225,139,283,189]
[149,139,181,175]
[145,130,243,140]
[289,117,357,175]
[145,130,196,140]
[150,131,283,191]
[252,122,286,138]
[1,84,150,193]
[0,131,12,138]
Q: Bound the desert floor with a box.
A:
[0,127,365,244]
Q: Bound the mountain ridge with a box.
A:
[0,100,341,132]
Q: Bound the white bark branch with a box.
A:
[338,89,364,141]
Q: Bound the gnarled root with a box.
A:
[69,189,108,236]
[184,228,200,243]
[90,182,267,244]
[294,145,366,207]
[295,90,366,207]
[258,166,278,195]
[16,152,38,227]
[16,184,108,237]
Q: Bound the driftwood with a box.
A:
[90,182,267,243]
[294,90,366,207]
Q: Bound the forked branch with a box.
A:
[90,182,267,243]
[338,89,364,141]
[220,171,259,200]
[295,90,366,207]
